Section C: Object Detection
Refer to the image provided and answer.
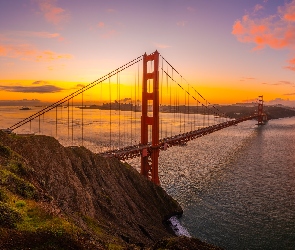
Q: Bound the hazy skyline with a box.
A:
[1,0,295,104]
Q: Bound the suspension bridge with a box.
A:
[3,51,267,185]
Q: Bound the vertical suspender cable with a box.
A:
[109,75,112,150]
[134,72,137,143]
[170,68,172,136]
[188,83,190,131]
[180,76,182,133]
[137,61,140,140]
[194,90,196,130]
[72,98,74,143]
[131,77,133,145]
[117,72,120,149]
[184,87,186,133]
[203,104,205,128]
[82,91,84,146]
[207,101,209,126]
[68,99,69,138]
[56,106,58,137]
[100,82,102,152]
[197,100,199,129]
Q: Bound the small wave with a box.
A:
[169,216,191,237]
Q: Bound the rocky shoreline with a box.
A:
[0,131,221,249]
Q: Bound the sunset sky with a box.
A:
[1,0,295,104]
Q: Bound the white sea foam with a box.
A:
[168,216,191,237]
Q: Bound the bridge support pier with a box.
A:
[141,51,160,185]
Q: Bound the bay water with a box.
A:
[1,106,294,249]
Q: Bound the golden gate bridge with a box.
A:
[4,51,267,185]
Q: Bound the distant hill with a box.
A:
[218,105,295,120]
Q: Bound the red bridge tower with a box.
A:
[141,51,160,185]
[257,95,265,125]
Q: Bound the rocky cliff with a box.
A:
[0,131,220,249]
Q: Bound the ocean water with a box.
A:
[1,106,294,249]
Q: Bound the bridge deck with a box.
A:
[99,114,259,160]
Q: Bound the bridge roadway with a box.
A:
[99,114,259,160]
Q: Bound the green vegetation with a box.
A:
[82,215,103,236]
[8,160,30,176]
[0,169,38,200]
[0,145,11,158]
[108,243,124,250]
[0,188,8,202]
[15,199,79,235]
[0,144,82,249]
[0,201,22,228]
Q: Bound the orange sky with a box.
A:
[1,0,295,106]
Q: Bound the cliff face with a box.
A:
[0,131,183,249]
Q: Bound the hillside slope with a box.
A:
[0,131,220,249]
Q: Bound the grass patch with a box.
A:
[0,169,38,200]
[15,200,79,235]
[0,201,22,228]
[82,215,104,236]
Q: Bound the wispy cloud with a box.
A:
[187,7,195,13]
[283,92,295,95]
[253,4,264,13]
[32,80,49,85]
[106,8,116,13]
[261,80,294,86]
[35,0,69,25]
[0,84,64,93]
[240,77,256,81]
[101,29,117,39]
[232,0,295,71]
[97,22,105,28]
[278,80,293,85]
[0,43,72,61]
[154,43,171,49]
[0,31,65,44]
[4,31,62,39]
[89,21,118,39]
[177,21,187,27]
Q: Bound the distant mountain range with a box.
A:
[0,99,43,106]
[1,98,295,108]
[266,98,295,107]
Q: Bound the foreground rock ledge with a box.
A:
[0,131,221,249]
